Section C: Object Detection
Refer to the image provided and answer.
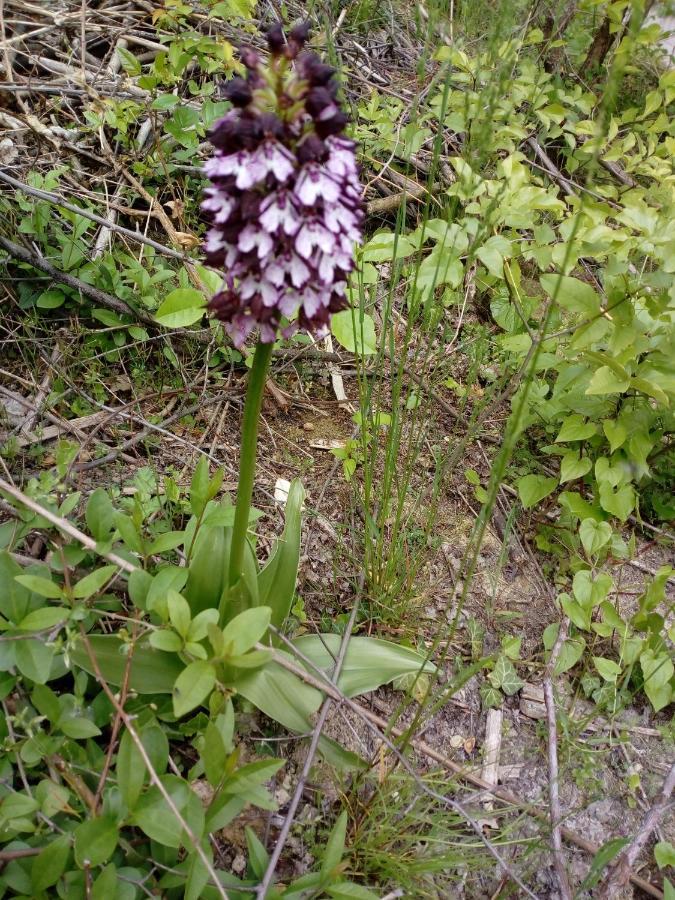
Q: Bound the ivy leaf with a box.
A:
[480,681,503,708]
[488,655,524,695]
[579,518,613,557]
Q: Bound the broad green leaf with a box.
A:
[593,656,621,682]
[245,827,269,878]
[185,842,213,900]
[59,716,101,739]
[37,289,66,309]
[190,456,210,517]
[293,634,436,698]
[599,482,635,521]
[554,637,586,675]
[257,479,304,636]
[70,635,182,693]
[559,491,602,521]
[640,649,674,712]
[586,365,630,395]
[86,488,114,540]
[655,842,675,870]
[72,565,117,599]
[516,474,557,509]
[132,775,204,848]
[148,531,186,555]
[321,810,348,880]
[579,519,612,557]
[476,235,510,277]
[173,661,216,717]
[327,883,379,899]
[185,524,229,615]
[31,834,71,891]
[74,816,119,868]
[15,575,62,599]
[361,231,415,262]
[187,608,219,642]
[331,310,377,355]
[18,607,68,631]
[560,452,592,483]
[149,629,183,652]
[155,289,206,329]
[561,594,591,630]
[15,639,55,683]
[117,719,169,810]
[555,414,597,442]
[168,589,191,638]
[235,657,322,733]
[540,274,600,316]
[602,419,627,453]
[221,607,271,657]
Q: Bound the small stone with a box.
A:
[231,852,246,874]
[303,422,315,431]
[450,734,463,749]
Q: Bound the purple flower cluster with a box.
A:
[202,23,363,347]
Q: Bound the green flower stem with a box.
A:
[228,340,274,586]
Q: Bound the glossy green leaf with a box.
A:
[579,518,612,557]
[72,565,117,599]
[257,479,304,636]
[155,288,206,329]
[331,310,377,355]
[74,816,119,868]
[173,660,216,717]
[31,835,71,891]
[132,775,204,848]
[294,634,436,698]
[540,274,600,316]
[70,635,182,693]
[516,474,557,509]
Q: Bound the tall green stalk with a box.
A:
[228,341,274,586]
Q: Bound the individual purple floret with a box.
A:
[201,22,363,347]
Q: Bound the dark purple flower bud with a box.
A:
[287,20,310,57]
[305,87,335,119]
[266,22,286,55]
[222,77,252,108]
[315,110,350,139]
[296,133,327,164]
[297,51,336,86]
[208,111,242,152]
[258,112,283,139]
[239,46,260,70]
